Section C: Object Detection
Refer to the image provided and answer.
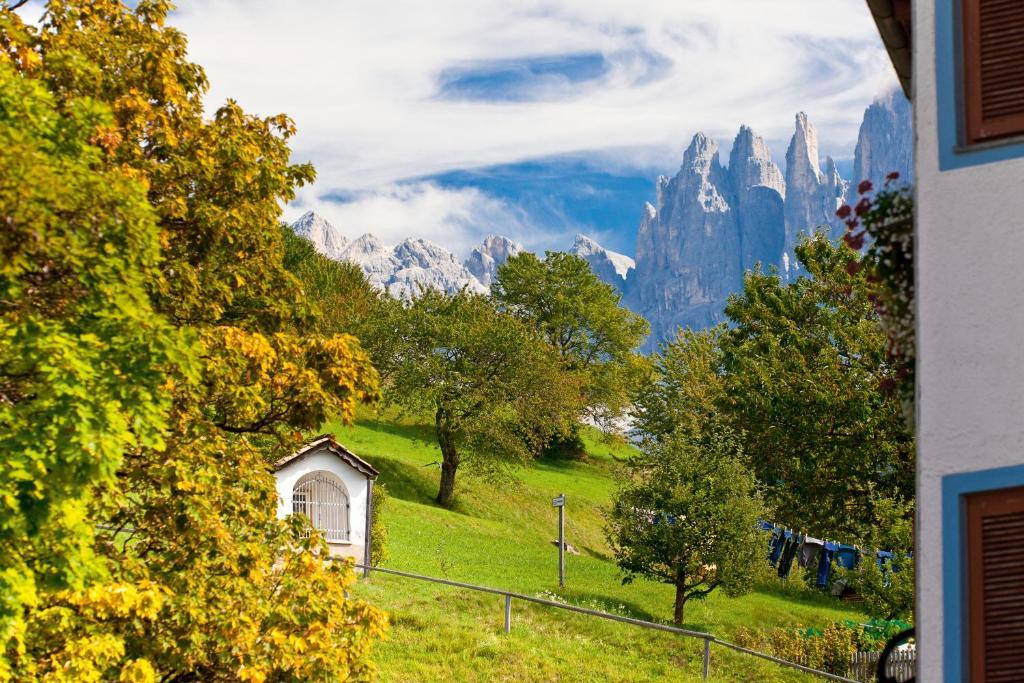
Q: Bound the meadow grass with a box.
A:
[325,410,865,681]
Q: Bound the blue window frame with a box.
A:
[935,0,1024,170]
[941,463,1024,680]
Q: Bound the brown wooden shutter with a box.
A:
[962,0,1024,143]
[965,485,1024,682]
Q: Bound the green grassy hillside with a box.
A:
[327,411,865,682]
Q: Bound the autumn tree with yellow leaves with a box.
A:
[0,1,386,680]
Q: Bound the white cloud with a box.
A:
[171,0,896,246]
[286,183,575,257]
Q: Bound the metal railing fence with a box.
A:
[352,563,860,682]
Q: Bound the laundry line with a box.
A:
[758,520,900,587]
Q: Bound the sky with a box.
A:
[169,0,897,257]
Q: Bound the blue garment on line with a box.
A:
[768,528,787,566]
[835,544,859,570]
[777,533,801,578]
[816,541,839,586]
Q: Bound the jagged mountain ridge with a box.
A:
[625,90,912,348]
[289,213,633,298]
[291,90,911,349]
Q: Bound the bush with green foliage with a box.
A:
[370,484,390,567]
[837,497,915,621]
[734,622,858,676]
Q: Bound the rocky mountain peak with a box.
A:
[786,112,824,183]
[683,132,722,175]
[569,234,634,286]
[849,89,913,203]
[728,125,785,197]
[463,234,523,287]
[783,112,843,261]
[344,233,387,256]
[290,210,348,260]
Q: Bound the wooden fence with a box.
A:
[794,647,917,682]
[849,648,916,682]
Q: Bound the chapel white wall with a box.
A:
[274,450,369,562]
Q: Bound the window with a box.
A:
[962,0,1024,144]
[964,485,1024,681]
[292,471,350,542]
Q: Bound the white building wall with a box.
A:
[914,1,1024,679]
[274,450,370,563]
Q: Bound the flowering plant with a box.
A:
[837,174,915,425]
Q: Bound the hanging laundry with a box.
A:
[799,536,823,568]
[816,541,839,587]
[768,527,786,566]
[835,544,859,570]
[777,533,800,578]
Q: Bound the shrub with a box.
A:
[734,622,857,676]
[371,484,390,566]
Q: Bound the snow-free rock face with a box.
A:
[849,90,913,202]
[728,126,786,275]
[783,113,847,263]
[463,235,523,287]
[291,211,349,260]
[624,100,910,350]
[569,234,634,289]
[625,132,743,346]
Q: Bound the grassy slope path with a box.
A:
[326,412,865,682]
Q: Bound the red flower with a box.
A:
[836,204,852,219]
[843,231,865,250]
[846,259,863,275]
[857,179,873,194]
[855,197,872,216]
[885,171,900,181]
[846,218,859,230]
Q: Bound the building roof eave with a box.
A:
[866,0,913,99]
[272,434,379,479]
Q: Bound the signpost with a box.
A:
[552,493,565,587]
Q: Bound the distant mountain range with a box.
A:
[290,90,911,349]
[291,212,633,300]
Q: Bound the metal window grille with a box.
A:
[291,471,350,542]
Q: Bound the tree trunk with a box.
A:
[435,408,460,508]
[673,575,687,625]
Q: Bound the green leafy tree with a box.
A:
[2,2,387,680]
[493,251,649,431]
[379,288,576,507]
[606,428,765,625]
[0,57,191,677]
[631,327,725,446]
[282,226,384,340]
[719,235,913,537]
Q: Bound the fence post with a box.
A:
[702,637,711,679]
[504,594,512,634]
